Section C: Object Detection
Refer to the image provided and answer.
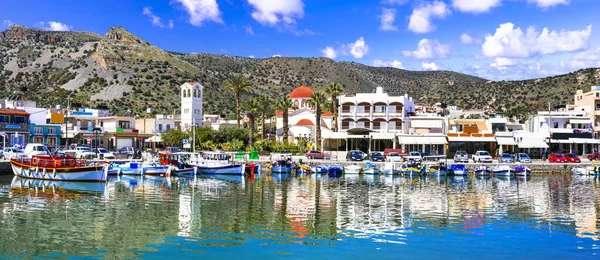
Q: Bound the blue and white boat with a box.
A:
[166,165,196,177]
[474,165,492,175]
[195,152,245,175]
[492,164,514,177]
[143,163,170,176]
[513,165,531,176]
[112,162,143,176]
[428,165,448,176]
[271,153,293,174]
[328,165,343,175]
[311,165,328,174]
[363,162,379,175]
[450,164,468,175]
[382,162,400,175]
[401,162,423,175]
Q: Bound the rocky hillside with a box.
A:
[0,24,598,119]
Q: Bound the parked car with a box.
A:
[383,148,408,158]
[24,143,50,158]
[3,147,26,159]
[74,146,96,159]
[499,153,514,163]
[587,152,600,161]
[92,148,116,160]
[405,151,423,162]
[370,152,385,162]
[473,151,493,163]
[346,150,365,161]
[548,153,568,163]
[386,152,403,162]
[117,146,141,159]
[306,150,329,159]
[514,153,532,163]
[563,153,581,163]
[453,150,469,163]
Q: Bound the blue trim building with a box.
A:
[30,123,62,148]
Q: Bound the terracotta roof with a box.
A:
[295,119,315,126]
[0,109,29,116]
[290,85,314,99]
[275,110,283,116]
[187,81,198,85]
[322,111,332,117]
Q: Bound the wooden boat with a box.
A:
[270,154,293,174]
[363,162,379,175]
[492,164,514,177]
[344,165,361,174]
[195,152,245,175]
[143,163,170,176]
[450,164,468,175]
[10,154,107,182]
[513,165,531,176]
[311,165,328,174]
[159,152,196,177]
[474,165,492,175]
[401,162,423,175]
[328,165,343,175]
[382,162,400,175]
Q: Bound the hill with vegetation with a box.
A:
[1,25,598,119]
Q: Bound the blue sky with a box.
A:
[2,0,599,80]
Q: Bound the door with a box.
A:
[116,138,133,150]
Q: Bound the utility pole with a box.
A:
[548,101,552,153]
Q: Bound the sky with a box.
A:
[1,0,600,81]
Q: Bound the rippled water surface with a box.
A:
[0,173,599,259]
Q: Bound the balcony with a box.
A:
[372,112,387,118]
[0,123,29,132]
[340,111,353,117]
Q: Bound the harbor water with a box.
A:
[0,173,599,259]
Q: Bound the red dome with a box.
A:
[290,85,314,99]
[296,119,315,126]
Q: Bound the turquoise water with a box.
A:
[0,173,598,259]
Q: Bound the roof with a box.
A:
[290,85,314,99]
[322,111,332,117]
[0,109,29,116]
[275,110,284,116]
[295,119,315,126]
[97,116,135,120]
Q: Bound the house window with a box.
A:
[596,93,599,97]
[34,127,43,134]
[48,128,56,134]
[184,108,189,114]
[118,121,131,129]
[166,124,171,130]
[158,124,163,131]
[553,122,558,128]
[194,109,200,115]
[47,137,57,146]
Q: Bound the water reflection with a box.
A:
[0,174,598,258]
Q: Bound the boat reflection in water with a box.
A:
[10,176,107,198]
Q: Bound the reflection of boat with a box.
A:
[450,164,468,175]
[195,152,245,175]
[513,165,531,176]
[201,175,245,185]
[571,167,589,175]
[311,165,328,174]
[271,173,291,182]
[11,176,107,196]
[245,162,261,175]
[492,164,513,177]
[344,165,361,174]
[382,162,400,175]
[363,162,379,175]
[474,165,492,175]
[10,155,107,182]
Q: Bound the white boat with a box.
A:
[195,152,245,175]
[10,155,107,182]
[492,164,514,177]
[513,165,531,176]
[363,162,379,175]
[571,167,588,175]
[474,165,492,175]
[143,163,170,176]
[382,162,400,175]
[112,161,144,175]
[344,165,361,174]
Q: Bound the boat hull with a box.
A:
[311,166,328,174]
[272,166,292,174]
[364,167,380,175]
[493,170,514,177]
[167,166,196,177]
[344,166,361,174]
[197,164,245,175]
[402,168,421,175]
[328,166,343,175]
[10,160,107,182]
[143,165,170,176]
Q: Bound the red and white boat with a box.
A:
[10,154,107,182]
[159,152,196,177]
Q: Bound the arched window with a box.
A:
[188,89,191,98]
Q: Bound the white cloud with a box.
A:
[461,33,476,44]
[37,21,72,31]
[174,0,222,26]
[294,29,315,36]
[408,1,451,34]
[244,25,254,35]
[3,20,13,27]
[422,62,439,70]
[372,60,404,69]
[528,0,570,8]
[482,22,592,58]
[452,0,501,13]
[402,39,450,59]
[249,55,255,58]
[381,0,408,4]
[561,48,600,70]
[490,57,516,70]
[347,37,369,58]
[321,46,337,59]
[143,7,174,28]
[380,8,397,32]
[247,0,304,27]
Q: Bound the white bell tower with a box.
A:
[180,82,203,130]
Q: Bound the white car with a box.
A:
[73,146,96,159]
[405,151,423,162]
[473,151,494,163]
[386,152,403,162]
[4,147,27,159]
[92,148,116,160]
[24,143,50,158]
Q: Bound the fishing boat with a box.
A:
[492,164,514,177]
[271,154,293,174]
[513,165,531,176]
[112,161,144,176]
[571,167,589,175]
[382,162,400,175]
[363,162,379,175]
[9,154,107,182]
[428,165,448,176]
[195,152,245,175]
[311,165,328,174]
[344,164,361,174]
[450,164,468,175]
[159,152,196,177]
[328,165,343,175]
[474,165,492,175]
[245,162,261,175]
[296,165,311,174]
[106,164,121,175]
[143,163,171,176]
[401,162,423,175]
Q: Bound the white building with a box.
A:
[180,82,203,130]
[529,109,598,154]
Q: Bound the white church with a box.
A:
[180,81,204,130]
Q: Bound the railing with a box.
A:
[0,123,29,131]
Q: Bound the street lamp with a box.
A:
[92,127,101,159]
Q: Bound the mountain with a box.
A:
[1,25,599,119]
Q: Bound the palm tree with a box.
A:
[273,96,297,143]
[223,74,252,128]
[256,94,273,140]
[242,97,260,147]
[306,91,329,149]
[325,82,344,132]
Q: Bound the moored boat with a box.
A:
[344,165,361,174]
[328,165,343,175]
[195,152,245,175]
[112,161,144,176]
[143,163,171,176]
[382,162,400,175]
[270,153,293,174]
[513,165,531,176]
[492,164,514,177]
[474,165,492,175]
[401,162,423,175]
[10,154,107,182]
[245,162,261,175]
[428,165,448,176]
[450,164,468,175]
[311,165,328,174]
[159,151,197,177]
[296,165,311,174]
[363,162,379,175]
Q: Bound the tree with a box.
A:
[273,96,297,143]
[306,91,330,149]
[222,74,252,128]
[161,128,189,148]
[325,82,344,132]
[256,94,273,140]
[242,97,261,147]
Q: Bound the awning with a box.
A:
[570,119,593,124]
[549,139,571,144]
[518,139,548,149]
[448,136,496,142]
[371,133,396,140]
[398,135,447,144]
[411,120,443,128]
[496,136,517,145]
[322,132,347,139]
[146,136,162,142]
[569,138,600,144]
